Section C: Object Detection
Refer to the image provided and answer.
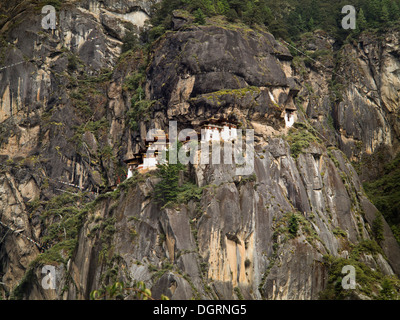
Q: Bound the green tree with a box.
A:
[200,0,216,15]
[216,0,230,15]
[194,8,206,24]
[307,17,315,31]
[227,0,246,17]
[288,214,299,237]
[372,213,385,244]
[378,278,396,300]
[366,0,381,27]
[309,0,321,26]
[388,0,400,21]
[153,143,186,205]
[226,7,239,21]
[357,8,368,32]
[381,3,390,23]
[287,11,305,38]
[243,1,259,25]
[121,32,139,53]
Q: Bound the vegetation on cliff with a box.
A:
[149,0,400,42]
[364,153,400,245]
[1,0,400,301]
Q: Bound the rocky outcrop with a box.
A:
[0,1,400,300]
[18,137,399,300]
[292,30,400,181]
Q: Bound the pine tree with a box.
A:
[381,3,390,23]
[216,0,230,15]
[379,279,396,300]
[256,1,272,25]
[310,0,321,26]
[201,0,216,15]
[243,1,257,25]
[287,11,304,37]
[226,8,238,22]
[388,0,400,21]
[298,14,306,32]
[227,0,246,17]
[194,8,206,24]
[153,144,186,205]
[366,0,381,27]
[357,8,368,32]
[308,17,314,31]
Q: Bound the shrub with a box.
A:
[333,227,347,238]
[67,54,79,71]
[121,32,139,53]
[378,278,396,300]
[288,214,299,237]
[194,8,206,24]
[372,214,384,244]
[153,145,186,205]
[286,123,320,158]
[363,152,400,245]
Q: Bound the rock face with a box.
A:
[0,1,400,300]
[291,31,400,181]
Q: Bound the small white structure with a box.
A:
[202,125,220,141]
[202,122,238,142]
[284,109,297,128]
[127,167,134,179]
[221,125,238,141]
[143,153,158,168]
[124,130,169,177]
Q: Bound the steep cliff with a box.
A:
[0,1,400,300]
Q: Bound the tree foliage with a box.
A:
[149,0,400,42]
[153,143,203,207]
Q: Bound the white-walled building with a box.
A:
[124,130,169,176]
[125,119,239,178]
[284,109,297,128]
[201,121,238,142]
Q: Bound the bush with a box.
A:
[67,54,79,71]
[378,278,396,300]
[364,152,400,245]
[288,214,299,237]
[286,123,320,158]
[127,99,155,131]
[153,144,186,205]
[121,32,139,53]
[194,8,206,24]
[372,214,384,244]
[123,72,145,92]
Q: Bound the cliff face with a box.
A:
[291,30,400,181]
[0,1,400,300]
